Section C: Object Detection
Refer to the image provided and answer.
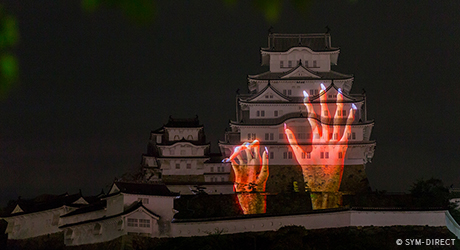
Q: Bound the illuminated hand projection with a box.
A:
[284,85,356,210]
[225,140,269,214]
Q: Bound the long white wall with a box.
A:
[171,209,449,238]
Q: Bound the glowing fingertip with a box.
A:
[234,146,240,153]
[320,83,326,91]
[303,90,308,98]
[284,123,287,129]
[264,147,268,153]
[338,88,342,94]
[352,104,357,110]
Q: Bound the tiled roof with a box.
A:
[2,193,85,217]
[156,137,210,146]
[60,200,106,218]
[59,201,159,228]
[248,69,352,80]
[164,116,202,128]
[262,33,339,52]
[107,182,179,197]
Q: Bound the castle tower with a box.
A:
[142,116,233,195]
[219,33,376,196]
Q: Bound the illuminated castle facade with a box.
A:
[219,33,376,194]
[141,117,233,195]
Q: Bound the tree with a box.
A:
[409,178,449,208]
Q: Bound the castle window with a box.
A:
[270,152,274,159]
[139,219,150,228]
[261,110,265,117]
[256,111,260,117]
[186,163,191,169]
[313,60,317,67]
[333,133,338,140]
[280,61,284,68]
[279,133,284,139]
[283,152,287,159]
[339,152,343,159]
[221,177,225,182]
[305,61,309,67]
[283,90,286,95]
[310,89,319,96]
[175,163,180,169]
[325,152,329,158]
[307,152,311,159]
[288,90,292,95]
[274,110,278,117]
[301,152,305,159]
[269,94,273,98]
[288,152,293,159]
[248,133,251,140]
[320,152,324,159]
[127,218,138,227]
[265,133,274,140]
[180,150,185,155]
[352,132,356,140]
[210,166,214,172]
[288,61,292,67]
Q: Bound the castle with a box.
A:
[3,32,457,246]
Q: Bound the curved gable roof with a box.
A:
[242,83,290,103]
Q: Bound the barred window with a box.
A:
[127,218,138,227]
[139,219,150,228]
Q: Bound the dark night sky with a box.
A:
[1,0,460,206]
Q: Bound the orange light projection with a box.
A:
[225,140,269,214]
[284,86,356,209]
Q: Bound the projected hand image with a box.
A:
[225,140,269,214]
[284,85,356,209]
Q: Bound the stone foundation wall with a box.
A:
[264,164,370,194]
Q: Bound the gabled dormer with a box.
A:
[243,83,290,103]
[11,204,24,214]
[281,64,320,79]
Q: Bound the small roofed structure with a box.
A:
[59,182,179,246]
[1,192,89,239]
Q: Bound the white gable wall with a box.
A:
[166,128,201,141]
[123,194,176,221]
[268,49,333,72]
